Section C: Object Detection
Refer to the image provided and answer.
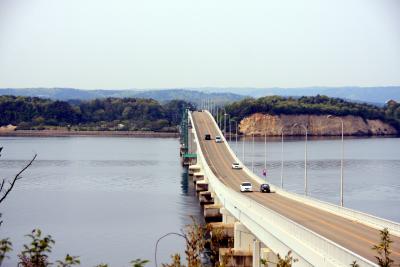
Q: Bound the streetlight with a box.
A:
[327,115,344,207]
[231,120,238,152]
[229,119,232,142]
[225,114,231,141]
[224,113,227,137]
[252,133,255,172]
[279,126,287,188]
[292,123,308,196]
[242,132,245,164]
[264,132,267,171]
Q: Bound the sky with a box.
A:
[0,0,399,89]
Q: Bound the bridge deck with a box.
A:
[192,111,400,265]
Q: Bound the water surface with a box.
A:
[229,136,400,222]
[0,136,201,266]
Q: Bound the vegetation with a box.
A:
[0,96,193,132]
[223,95,400,131]
[372,228,394,267]
[2,95,399,132]
[260,250,298,267]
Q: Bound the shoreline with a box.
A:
[0,130,397,139]
[0,130,179,138]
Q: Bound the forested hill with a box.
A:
[225,95,400,130]
[0,96,193,132]
[0,88,244,105]
[1,95,399,132]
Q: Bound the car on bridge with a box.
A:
[231,162,243,169]
[215,135,222,143]
[260,183,271,193]
[240,182,253,192]
[205,134,211,140]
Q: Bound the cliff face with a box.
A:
[239,113,398,136]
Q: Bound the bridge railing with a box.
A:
[189,111,377,267]
[204,110,400,237]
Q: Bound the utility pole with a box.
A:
[327,115,345,207]
[252,133,255,172]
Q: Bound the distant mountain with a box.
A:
[202,86,400,105]
[1,86,399,105]
[0,88,245,106]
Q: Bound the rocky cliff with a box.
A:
[239,113,398,136]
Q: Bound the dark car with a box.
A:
[205,134,211,140]
[260,183,270,193]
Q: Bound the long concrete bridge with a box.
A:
[183,110,400,266]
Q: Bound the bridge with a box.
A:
[183,110,400,267]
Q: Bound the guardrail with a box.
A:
[204,110,400,237]
[189,111,377,267]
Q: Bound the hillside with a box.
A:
[206,86,400,104]
[239,113,397,136]
[1,86,399,105]
[224,95,400,135]
[0,88,244,105]
[0,96,193,132]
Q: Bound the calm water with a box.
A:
[1,136,399,266]
[0,137,202,267]
[229,136,400,222]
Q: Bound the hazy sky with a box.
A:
[0,0,399,89]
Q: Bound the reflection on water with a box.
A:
[230,136,400,222]
[0,137,202,266]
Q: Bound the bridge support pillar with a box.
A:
[253,239,261,267]
[211,191,221,205]
[234,222,254,252]
[221,208,237,224]
[195,181,208,192]
[260,247,278,267]
[199,191,214,205]
[204,204,222,222]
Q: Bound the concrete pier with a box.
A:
[188,164,201,176]
[204,204,222,222]
[193,172,205,183]
[221,208,237,224]
[195,180,208,192]
[219,248,253,267]
[208,222,234,239]
[199,191,214,205]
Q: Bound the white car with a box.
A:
[231,162,243,169]
[240,182,253,192]
[215,136,222,143]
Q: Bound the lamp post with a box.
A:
[224,113,227,138]
[224,114,231,142]
[252,133,255,172]
[264,132,267,170]
[280,126,286,188]
[242,132,245,164]
[292,123,308,196]
[327,115,344,207]
[228,116,232,142]
[232,120,238,151]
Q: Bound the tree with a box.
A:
[0,147,37,225]
[372,228,394,267]
[260,250,298,267]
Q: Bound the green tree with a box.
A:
[372,228,394,267]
